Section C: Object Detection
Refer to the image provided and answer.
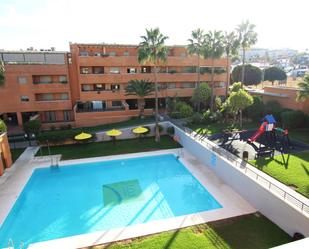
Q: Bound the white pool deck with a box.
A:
[0,148,256,249]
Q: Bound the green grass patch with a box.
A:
[289,129,309,144]
[250,152,309,198]
[11,148,25,162]
[37,136,181,160]
[37,116,155,143]
[187,122,256,136]
[86,214,291,249]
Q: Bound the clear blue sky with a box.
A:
[0,0,308,51]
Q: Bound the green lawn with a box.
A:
[187,122,256,136]
[11,148,25,162]
[250,152,309,198]
[289,129,309,144]
[86,214,291,249]
[38,136,181,160]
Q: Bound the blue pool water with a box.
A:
[0,154,222,247]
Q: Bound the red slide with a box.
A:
[248,122,267,142]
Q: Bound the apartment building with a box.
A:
[0,43,229,130]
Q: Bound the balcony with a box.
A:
[78,56,228,67]
[79,72,227,84]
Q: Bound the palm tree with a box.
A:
[203,30,224,111]
[297,74,309,102]
[0,60,5,87]
[138,28,169,142]
[236,20,258,87]
[222,31,239,96]
[125,79,155,117]
[187,28,205,111]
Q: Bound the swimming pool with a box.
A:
[0,154,222,247]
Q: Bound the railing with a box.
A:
[170,120,309,217]
[76,106,125,113]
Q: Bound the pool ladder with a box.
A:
[8,239,24,249]
[50,157,59,168]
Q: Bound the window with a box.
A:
[59,75,67,83]
[39,76,52,83]
[63,110,71,121]
[20,96,29,102]
[60,93,69,100]
[111,101,122,107]
[41,93,53,101]
[110,67,120,74]
[80,51,89,56]
[18,76,27,84]
[167,83,176,89]
[95,84,105,91]
[81,67,89,74]
[182,83,195,88]
[44,111,56,122]
[180,52,187,58]
[111,84,120,91]
[109,51,116,56]
[141,66,151,73]
[215,82,225,88]
[93,67,104,74]
[123,51,129,56]
[82,84,92,91]
[127,68,137,74]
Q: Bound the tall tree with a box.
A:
[187,28,205,111]
[227,88,253,127]
[236,20,258,87]
[191,82,211,110]
[223,31,239,95]
[125,79,155,117]
[203,30,224,111]
[297,73,309,102]
[138,28,169,142]
[0,60,5,87]
[264,66,287,85]
[231,64,262,85]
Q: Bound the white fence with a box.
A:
[173,124,309,237]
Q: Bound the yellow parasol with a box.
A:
[74,132,92,140]
[132,126,148,134]
[106,129,122,137]
[106,129,122,145]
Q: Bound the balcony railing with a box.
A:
[76,106,125,113]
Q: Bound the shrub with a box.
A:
[264,100,282,122]
[202,110,222,123]
[281,110,305,129]
[170,112,182,119]
[23,120,41,135]
[0,119,7,132]
[244,96,265,121]
[190,112,204,124]
[167,126,175,136]
[178,102,193,118]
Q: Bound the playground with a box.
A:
[208,115,309,161]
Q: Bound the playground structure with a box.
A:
[247,114,291,158]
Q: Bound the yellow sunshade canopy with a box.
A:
[74,132,92,140]
[132,126,149,134]
[106,129,122,137]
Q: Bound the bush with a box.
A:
[37,128,82,144]
[203,110,222,123]
[232,64,262,85]
[23,120,41,135]
[281,110,305,129]
[190,112,204,124]
[264,100,282,122]
[244,96,265,121]
[167,126,175,136]
[178,102,193,118]
[0,119,7,132]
